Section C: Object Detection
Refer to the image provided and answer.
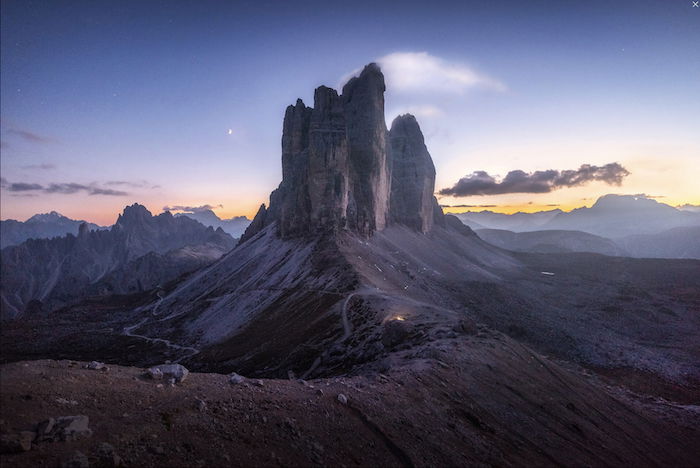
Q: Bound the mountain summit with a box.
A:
[241,64,443,242]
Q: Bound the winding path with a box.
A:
[122,292,200,363]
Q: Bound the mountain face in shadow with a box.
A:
[174,210,250,238]
[0,204,235,319]
[0,211,106,248]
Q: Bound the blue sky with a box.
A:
[1,0,698,224]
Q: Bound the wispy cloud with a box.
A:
[439,163,630,197]
[6,182,44,192]
[20,163,56,170]
[163,204,222,213]
[6,128,55,144]
[1,179,129,196]
[342,52,506,95]
[106,180,160,189]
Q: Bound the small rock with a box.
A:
[0,431,35,453]
[287,370,296,380]
[96,442,122,467]
[62,450,89,468]
[337,394,348,405]
[196,399,207,412]
[56,397,79,406]
[156,384,164,389]
[86,361,108,371]
[228,373,246,385]
[36,417,56,440]
[56,415,92,441]
[149,445,165,455]
[147,364,189,383]
[252,379,264,387]
[316,388,324,396]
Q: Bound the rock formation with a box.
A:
[388,114,441,233]
[0,204,236,319]
[243,63,439,242]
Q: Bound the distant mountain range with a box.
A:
[0,204,235,319]
[475,229,626,256]
[174,209,250,238]
[0,211,106,248]
[456,194,700,238]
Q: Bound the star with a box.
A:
[227,129,233,135]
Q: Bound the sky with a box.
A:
[1,0,698,225]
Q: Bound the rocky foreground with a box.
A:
[2,325,699,468]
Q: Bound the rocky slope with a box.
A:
[615,225,700,259]
[0,204,235,319]
[0,212,105,249]
[475,228,627,256]
[174,210,250,239]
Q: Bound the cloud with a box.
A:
[439,163,630,197]
[106,180,160,189]
[163,204,223,213]
[6,128,55,144]
[0,179,128,196]
[21,163,56,170]
[389,105,444,120]
[6,182,44,192]
[342,52,506,95]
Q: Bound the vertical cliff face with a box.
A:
[388,114,438,233]
[241,63,446,243]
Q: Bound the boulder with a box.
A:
[147,364,189,383]
[86,361,108,371]
[96,442,122,467]
[228,372,246,385]
[61,450,89,468]
[0,431,35,453]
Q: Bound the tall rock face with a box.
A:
[388,114,439,233]
[246,63,392,240]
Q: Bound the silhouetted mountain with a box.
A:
[542,194,700,237]
[174,209,250,238]
[455,209,562,231]
[476,228,626,256]
[456,195,700,238]
[0,211,106,248]
[615,226,700,259]
[0,204,235,319]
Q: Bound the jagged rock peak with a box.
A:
[241,63,446,245]
[116,203,152,227]
[388,114,441,233]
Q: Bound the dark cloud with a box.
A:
[0,179,128,196]
[45,183,128,196]
[163,204,223,213]
[21,163,56,170]
[439,163,630,197]
[7,128,55,144]
[7,182,44,192]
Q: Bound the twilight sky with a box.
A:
[1,0,698,225]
